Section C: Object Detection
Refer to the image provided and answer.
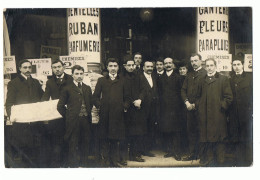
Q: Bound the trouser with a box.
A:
[186,110,199,157]
[100,138,127,166]
[143,101,158,152]
[199,142,226,166]
[43,118,65,167]
[236,141,253,166]
[162,132,182,156]
[7,122,46,167]
[67,116,91,167]
[128,135,143,158]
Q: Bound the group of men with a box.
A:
[5,52,252,168]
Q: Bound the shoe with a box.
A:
[174,154,182,161]
[182,154,197,161]
[110,161,120,167]
[164,153,174,158]
[199,158,209,166]
[129,156,145,162]
[142,151,155,157]
[118,160,127,166]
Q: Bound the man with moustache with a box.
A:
[5,60,44,167]
[134,59,159,157]
[181,53,207,161]
[228,55,253,166]
[41,60,73,167]
[57,65,93,167]
[93,58,131,167]
[134,52,143,74]
[158,57,183,160]
[195,59,233,166]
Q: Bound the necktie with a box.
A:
[78,82,82,88]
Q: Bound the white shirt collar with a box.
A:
[74,80,82,86]
[236,70,243,75]
[143,72,152,78]
[166,70,173,76]
[194,66,202,72]
[56,73,64,79]
[109,73,117,79]
[21,73,28,80]
[157,70,164,75]
[207,71,216,77]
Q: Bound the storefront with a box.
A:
[4,8,252,72]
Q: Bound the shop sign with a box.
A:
[4,56,17,74]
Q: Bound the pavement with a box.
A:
[126,150,200,167]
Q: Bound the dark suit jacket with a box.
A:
[228,72,253,142]
[181,68,207,104]
[5,74,44,117]
[93,74,131,140]
[41,73,73,101]
[158,71,183,132]
[133,72,159,134]
[57,82,93,140]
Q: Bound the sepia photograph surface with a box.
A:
[2,3,256,177]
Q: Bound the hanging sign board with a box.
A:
[197,7,229,61]
[67,8,101,63]
[40,45,61,62]
[235,43,252,56]
[244,54,252,72]
[60,55,88,75]
[207,54,232,72]
[28,58,52,76]
[4,56,17,74]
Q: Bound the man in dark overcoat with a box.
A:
[57,65,93,167]
[181,53,207,161]
[41,60,73,167]
[195,58,233,166]
[228,55,253,166]
[93,58,131,167]
[5,60,44,167]
[133,59,159,158]
[158,57,183,160]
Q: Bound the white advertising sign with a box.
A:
[197,7,229,61]
[4,56,17,74]
[207,54,232,72]
[10,100,62,123]
[60,56,88,75]
[28,58,52,76]
[244,54,252,72]
[67,8,101,63]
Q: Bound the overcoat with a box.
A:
[5,74,44,147]
[6,74,44,117]
[195,73,233,142]
[92,74,131,140]
[41,73,73,101]
[158,71,183,133]
[57,83,93,141]
[181,68,207,103]
[123,71,158,136]
[228,72,253,142]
